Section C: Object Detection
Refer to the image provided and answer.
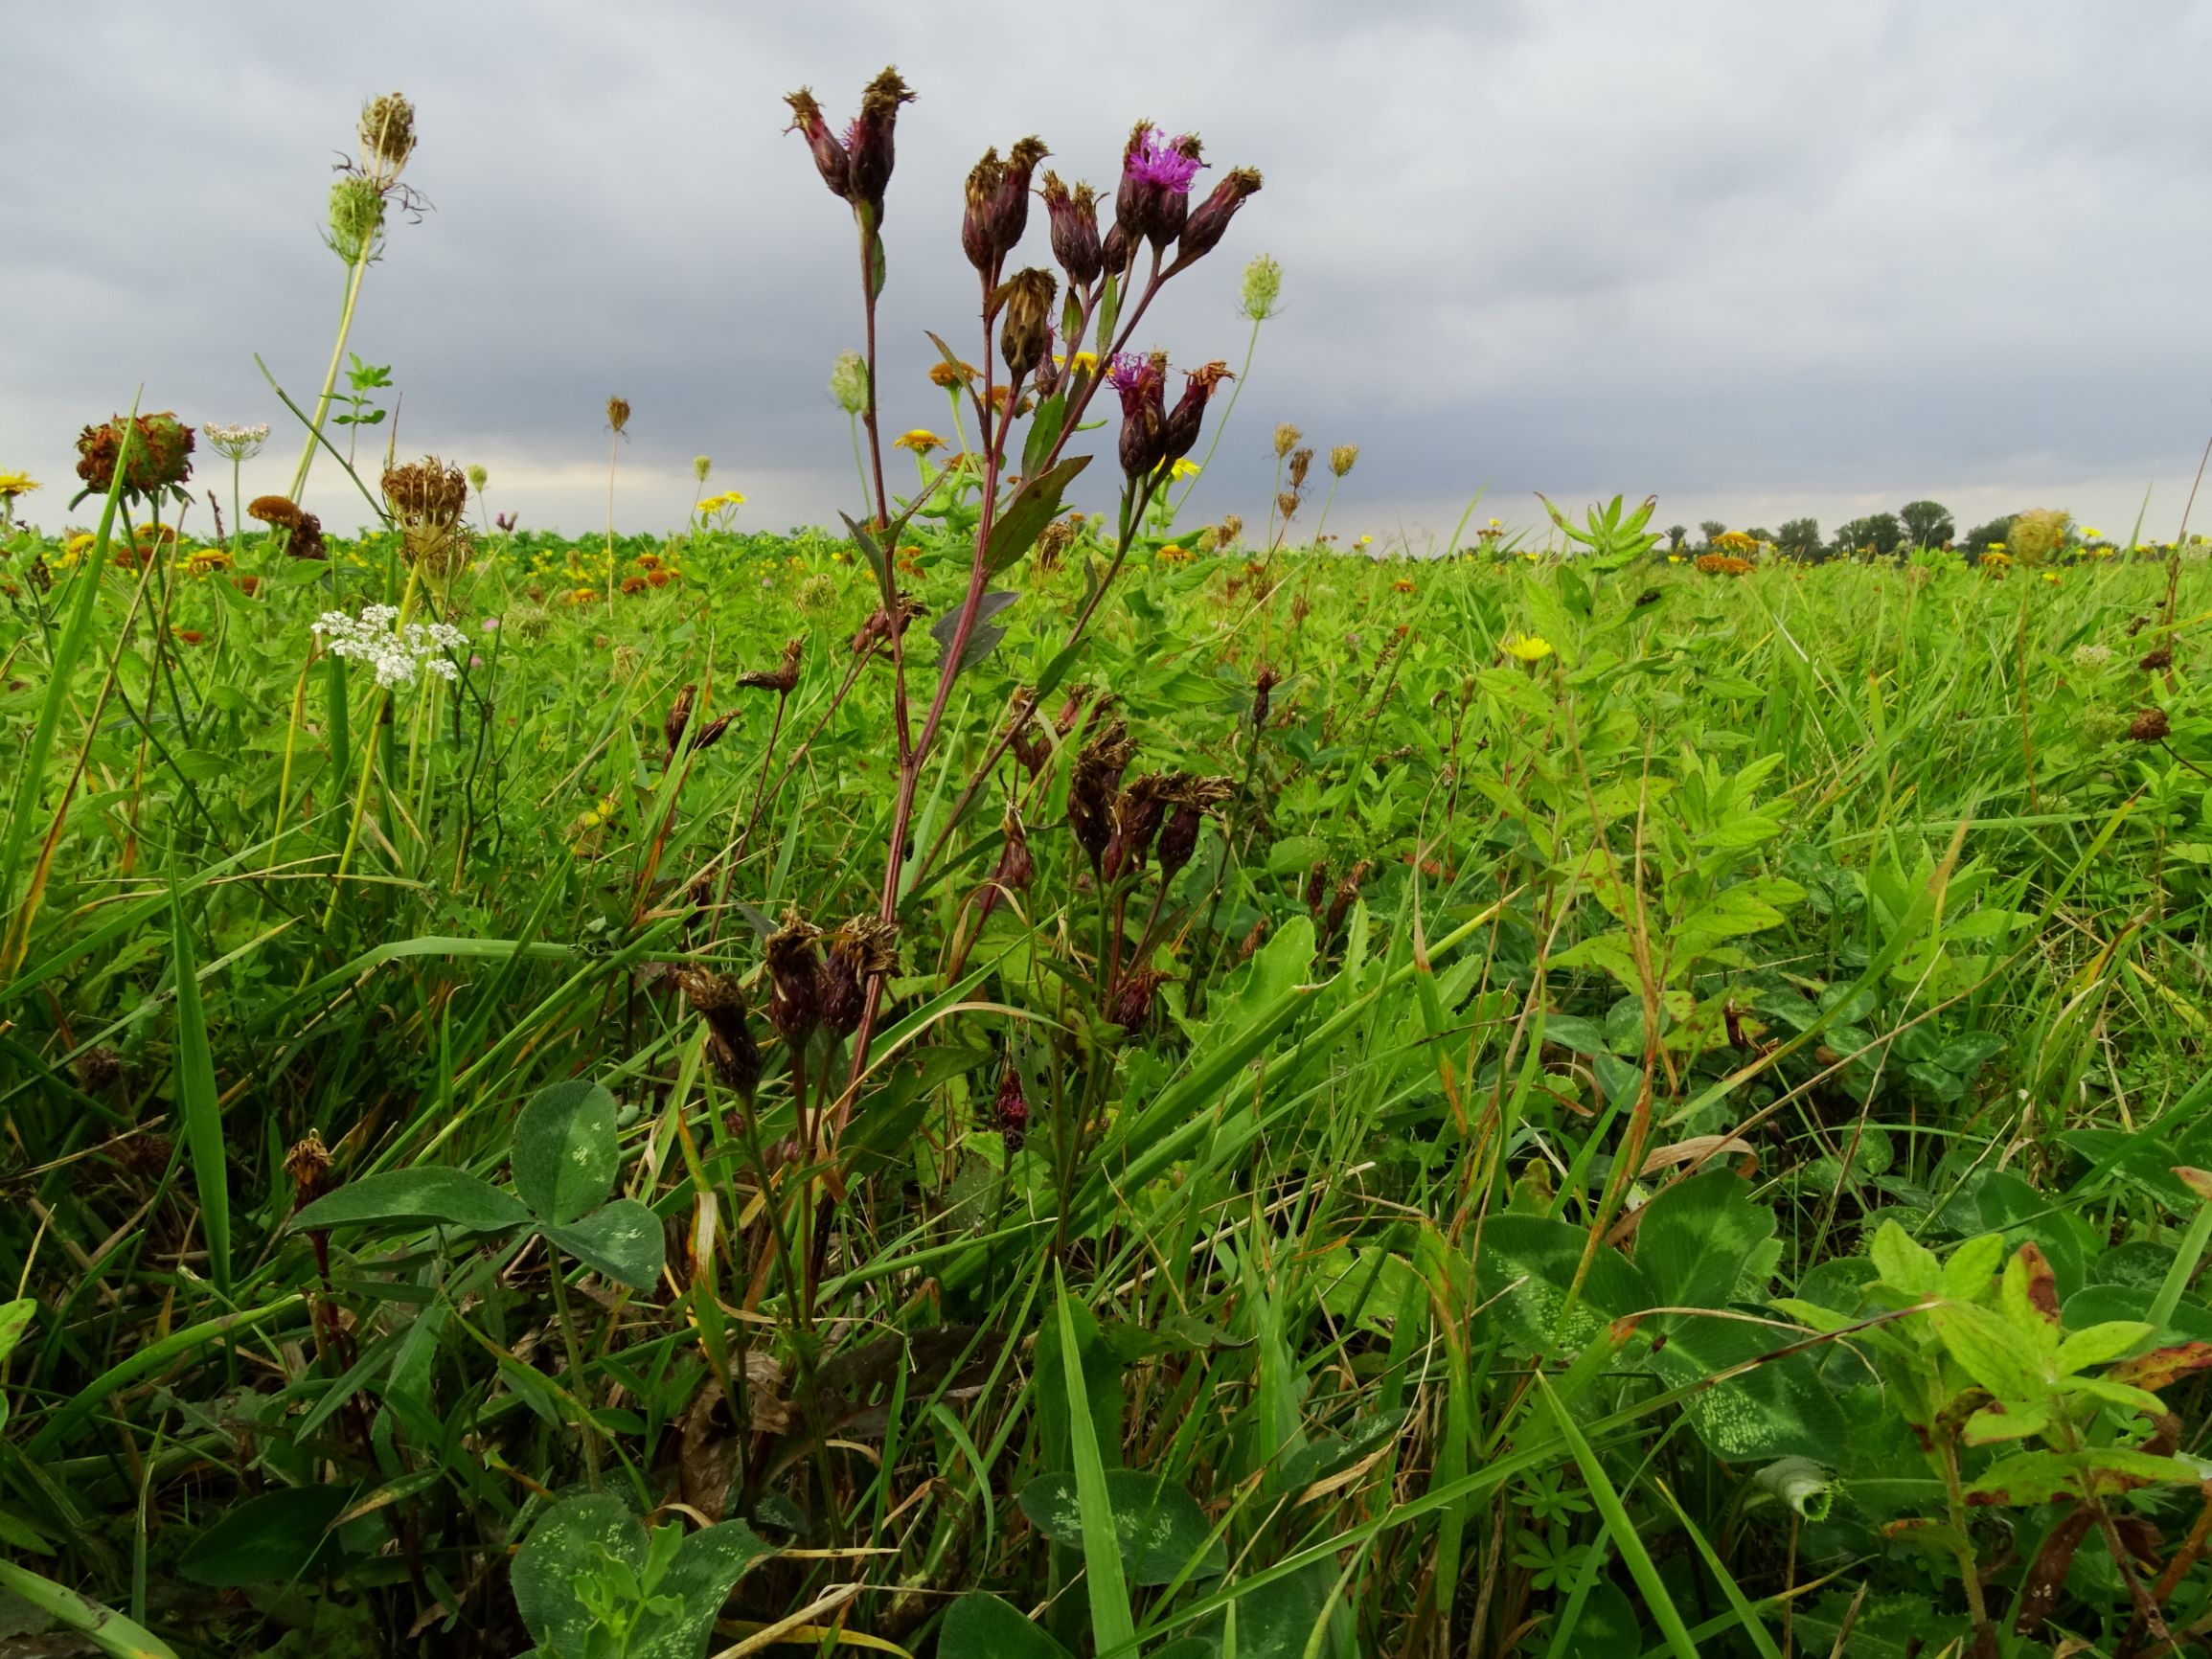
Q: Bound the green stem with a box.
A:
[546,1249,603,1489]
[289,257,372,504]
[1174,310,1264,516]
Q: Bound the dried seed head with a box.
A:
[75,412,194,501]
[74,1045,124,1093]
[1103,773,1172,882]
[1219,513,1243,546]
[285,1130,333,1207]
[1273,422,1302,460]
[248,494,303,529]
[1239,918,1269,961]
[1067,718,1135,866]
[693,455,713,484]
[1171,167,1262,271]
[288,511,329,561]
[994,1065,1030,1151]
[1330,443,1359,479]
[738,636,804,694]
[1276,490,1301,524]
[2130,707,2171,742]
[978,810,1036,925]
[993,267,1059,380]
[1326,860,1374,935]
[1252,664,1280,729]
[1305,861,1330,916]
[763,913,826,1047]
[1108,967,1169,1033]
[823,916,899,1036]
[2139,645,2173,671]
[1156,774,1232,881]
[679,967,763,1101]
[784,86,854,200]
[1288,447,1314,490]
[606,397,632,436]
[358,93,417,175]
[381,455,468,528]
[665,683,697,758]
[1035,514,1079,572]
[845,66,917,216]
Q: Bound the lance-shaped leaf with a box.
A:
[294,1168,529,1235]
[931,589,1020,678]
[984,455,1090,578]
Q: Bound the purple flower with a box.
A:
[1126,128,1205,193]
[1109,353,1169,478]
[481,615,500,632]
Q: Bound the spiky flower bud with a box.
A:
[679,967,763,1102]
[1040,171,1104,287]
[1220,513,1243,546]
[1170,167,1262,272]
[784,87,855,200]
[1067,719,1135,867]
[665,683,696,758]
[1161,362,1232,470]
[1155,775,1232,880]
[1273,422,1302,460]
[821,917,899,1036]
[2140,645,2173,671]
[1330,443,1359,479]
[1108,967,1168,1033]
[994,268,1058,380]
[74,1046,124,1093]
[1241,253,1284,322]
[1276,490,1301,524]
[1252,664,1279,729]
[830,351,871,416]
[606,397,631,436]
[764,914,826,1047]
[1102,220,1132,280]
[358,93,417,176]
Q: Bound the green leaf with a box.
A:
[1870,1221,1940,1298]
[1635,1170,1775,1308]
[295,1168,530,1235]
[513,1492,643,1655]
[1016,1469,1226,1586]
[0,1298,34,1366]
[984,456,1090,578]
[170,886,228,1297]
[179,1484,355,1586]
[1936,1232,2005,1301]
[1646,1314,1849,1462]
[1052,1278,1137,1655]
[1021,394,1070,480]
[2053,1320,2155,1376]
[542,1197,666,1290]
[1474,1216,1652,1352]
[1961,1400,2050,1443]
[939,1594,1075,1659]
[1929,1301,2046,1399]
[930,589,1020,678]
[512,1078,620,1225]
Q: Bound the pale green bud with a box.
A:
[1240,252,1283,323]
[829,350,870,416]
[466,465,489,490]
[693,455,712,483]
[327,175,386,264]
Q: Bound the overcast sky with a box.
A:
[5,2,2209,548]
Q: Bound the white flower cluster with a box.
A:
[311,604,467,688]
[203,421,270,462]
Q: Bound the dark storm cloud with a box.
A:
[3,2,2207,544]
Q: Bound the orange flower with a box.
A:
[634,552,663,571]
[620,575,648,595]
[646,569,673,588]
[233,574,261,596]
[1694,553,1752,576]
[566,586,599,604]
[1391,578,1415,594]
[174,628,205,645]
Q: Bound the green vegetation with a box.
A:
[5,74,2212,1659]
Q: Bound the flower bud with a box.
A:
[1108,353,1169,480]
[823,916,898,1037]
[467,463,490,490]
[1252,664,1279,729]
[845,66,917,217]
[961,148,1006,274]
[327,174,386,264]
[693,455,712,483]
[285,1130,333,1209]
[1156,775,1231,880]
[606,397,631,437]
[830,350,870,416]
[1330,443,1359,479]
[1102,221,1132,280]
[1241,253,1283,322]
[1273,422,1302,460]
[1041,171,1104,287]
[1108,967,1168,1033]
[994,1065,1030,1151]
[994,268,1058,380]
[739,636,805,694]
[1160,362,1233,470]
[992,136,1048,259]
[679,967,763,1102]
[665,683,696,758]
[977,811,1035,925]
[784,87,854,200]
[1169,167,1262,273]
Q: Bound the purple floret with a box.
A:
[1124,129,1205,194]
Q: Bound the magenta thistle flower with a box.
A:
[1127,128,1206,193]
[1109,353,1170,479]
[1115,123,1208,251]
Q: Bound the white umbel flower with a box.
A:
[311,603,467,688]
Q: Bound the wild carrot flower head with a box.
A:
[202,423,268,463]
[311,603,467,688]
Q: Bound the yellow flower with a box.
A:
[566,586,599,604]
[0,471,40,499]
[1357,534,1373,547]
[1501,633,1554,663]
[697,490,747,513]
[1169,458,1200,480]
[185,548,233,574]
[2041,571,2061,584]
[2082,526,2103,538]
[1157,543,1193,564]
[1667,554,1684,564]
[893,429,944,454]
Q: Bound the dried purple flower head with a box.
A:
[1108,353,1169,480]
[679,967,764,1102]
[764,913,827,1047]
[1169,168,1263,274]
[1252,664,1280,729]
[961,148,1007,274]
[1040,170,1104,287]
[2131,707,2172,742]
[990,136,1048,263]
[665,683,697,759]
[1325,860,1374,937]
[738,637,804,693]
[1108,966,1169,1033]
[845,67,917,217]
[1155,775,1233,879]
[993,268,1059,380]
[1161,361,1233,470]
[822,916,900,1037]
[1103,773,1172,883]
[1067,718,1136,867]
[994,1065,1030,1152]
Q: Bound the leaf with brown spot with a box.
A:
[2015,1501,2092,1634]
[2109,1341,2212,1394]
[2012,1240,2061,1325]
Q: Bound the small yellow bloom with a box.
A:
[1501,633,1554,663]
[1169,458,1200,480]
[566,586,599,604]
[2083,526,2103,538]
[2041,571,2061,584]
[0,471,40,499]
[697,490,748,513]
[1157,543,1193,564]
[893,429,945,454]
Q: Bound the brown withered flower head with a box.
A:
[1161,361,1233,470]
[822,916,899,1037]
[1067,718,1136,868]
[359,93,418,175]
[739,637,804,694]
[606,397,631,437]
[1252,664,1280,729]
[74,1045,124,1094]
[763,913,827,1047]
[2130,707,2172,743]
[852,594,927,656]
[382,454,472,585]
[679,966,764,1102]
[977,810,1036,925]
[1276,490,1301,524]
[2140,645,2173,671]
[1330,443,1359,479]
[1108,966,1169,1033]
[289,511,329,560]
[994,268,1058,380]
[285,1130,333,1209]
[1155,775,1234,880]
[1219,513,1243,546]
[247,494,302,530]
[1103,773,1172,882]
[1288,446,1314,490]
[74,412,194,506]
[787,69,916,219]
[1040,170,1104,287]
[1326,860,1374,937]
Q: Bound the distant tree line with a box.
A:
[1658,502,2129,563]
